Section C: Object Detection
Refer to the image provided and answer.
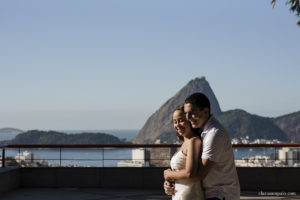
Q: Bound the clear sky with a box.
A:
[1,0,299,130]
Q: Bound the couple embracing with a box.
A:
[164,93,240,200]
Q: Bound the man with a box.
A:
[164,92,240,200]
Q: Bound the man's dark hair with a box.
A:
[184,92,211,111]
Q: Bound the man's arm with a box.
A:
[165,157,214,182]
[193,158,214,181]
[193,129,224,180]
[163,160,212,195]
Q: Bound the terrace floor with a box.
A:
[1,188,300,200]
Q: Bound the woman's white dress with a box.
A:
[170,151,204,200]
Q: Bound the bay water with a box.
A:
[2,130,139,167]
[1,129,275,167]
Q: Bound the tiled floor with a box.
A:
[1,188,300,200]
[0,188,169,200]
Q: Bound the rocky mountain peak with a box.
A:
[133,76,222,144]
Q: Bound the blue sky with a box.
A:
[1,0,299,130]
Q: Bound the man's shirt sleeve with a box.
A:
[201,129,224,162]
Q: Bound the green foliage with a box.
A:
[5,130,130,144]
[271,0,300,26]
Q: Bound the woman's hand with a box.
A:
[164,168,173,180]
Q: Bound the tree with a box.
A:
[271,0,300,26]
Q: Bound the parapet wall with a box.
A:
[238,167,300,192]
[0,168,20,194]
[1,167,300,194]
[20,167,164,189]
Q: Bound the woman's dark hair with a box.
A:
[184,92,210,112]
[173,105,201,142]
[173,105,185,142]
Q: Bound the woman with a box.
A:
[164,105,204,200]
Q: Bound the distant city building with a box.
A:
[234,147,300,167]
[278,147,300,166]
[118,147,178,167]
[117,148,150,167]
[231,138,240,144]
[154,139,161,144]
[150,147,177,167]
[235,155,274,167]
[231,137,282,144]
[15,151,40,163]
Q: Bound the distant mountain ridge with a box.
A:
[156,109,288,143]
[274,111,300,142]
[0,128,23,134]
[216,109,287,141]
[0,128,24,141]
[0,130,130,145]
[134,76,297,144]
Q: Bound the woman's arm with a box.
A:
[164,137,202,181]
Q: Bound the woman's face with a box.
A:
[173,110,192,137]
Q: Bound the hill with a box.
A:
[0,127,23,134]
[155,109,288,143]
[0,127,24,141]
[274,111,300,142]
[216,109,288,141]
[0,130,129,145]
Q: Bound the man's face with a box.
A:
[184,103,210,130]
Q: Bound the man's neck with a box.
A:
[201,114,212,132]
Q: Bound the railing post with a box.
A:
[2,148,5,168]
[102,148,105,167]
[19,147,21,166]
[275,146,277,167]
[60,147,62,167]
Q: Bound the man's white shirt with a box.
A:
[201,116,240,200]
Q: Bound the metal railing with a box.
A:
[0,144,179,168]
[1,143,300,168]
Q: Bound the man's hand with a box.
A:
[163,180,174,195]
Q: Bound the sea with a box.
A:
[0,129,275,167]
[1,129,139,167]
